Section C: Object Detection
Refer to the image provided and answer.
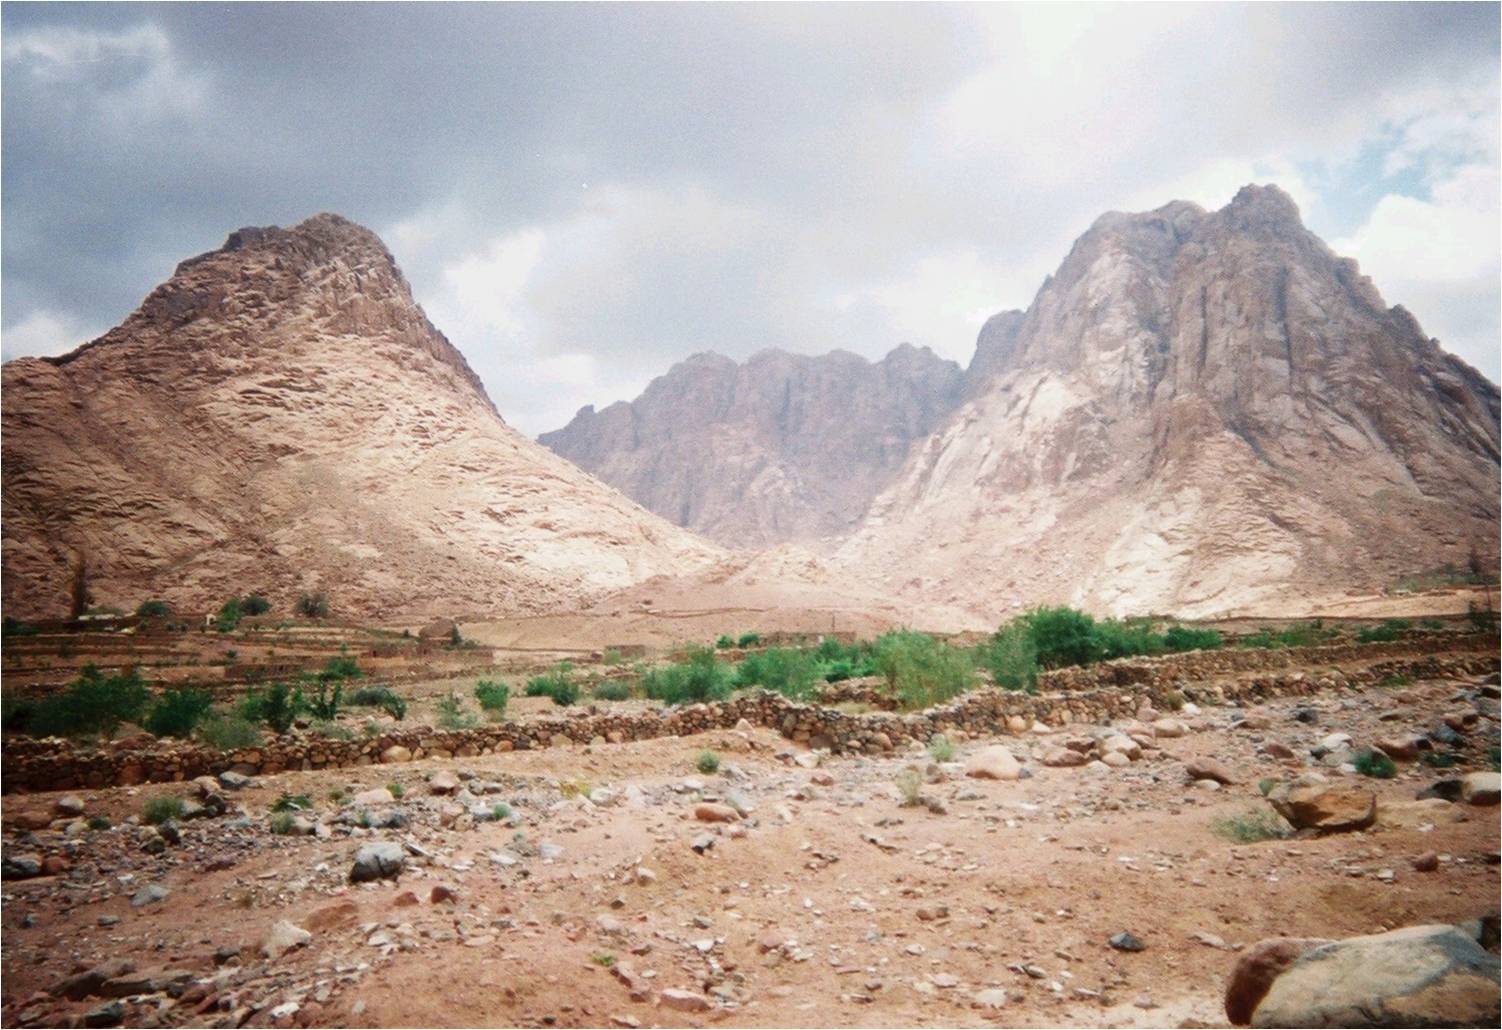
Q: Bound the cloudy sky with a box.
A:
[3,2,1497,434]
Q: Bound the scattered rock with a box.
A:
[1411,851,1440,873]
[262,920,311,960]
[1108,932,1145,952]
[130,884,169,908]
[694,802,740,823]
[1224,938,1331,1025]
[965,745,1021,781]
[1267,778,1376,833]
[1186,757,1237,785]
[1460,771,1500,806]
[660,988,713,1012]
[350,842,405,882]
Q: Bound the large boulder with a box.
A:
[1225,937,1331,1025]
[1245,924,1500,1028]
[965,745,1021,781]
[418,618,458,641]
[1267,777,1376,833]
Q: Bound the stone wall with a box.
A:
[1,642,1494,794]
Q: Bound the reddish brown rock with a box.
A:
[1225,937,1330,1024]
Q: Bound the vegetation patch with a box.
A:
[436,693,480,730]
[474,679,510,717]
[642,647,733,705]
[1352,749,1397,779]
[146,687,215,738]
[592,681,631,701]
[695,749,721,774]
[1356,619,1411,644]
[1211,809,1289,843]
[4,665,149,738]
[143,797,185,825]
[197,712,262,750]
[873,630,976,709]
[525,665,580,707]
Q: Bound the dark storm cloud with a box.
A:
[3,2,1497,433]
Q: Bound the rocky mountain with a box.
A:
[540,344,964,548]
[835,185,1500,618]
[0,214,720,619]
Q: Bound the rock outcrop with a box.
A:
[836,185,1500,618]
[540,344,964,548]
[1,214,719,619]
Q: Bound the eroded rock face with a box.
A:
[836,184,1500,619]
[540,344,964,548]
[1,214,719,618]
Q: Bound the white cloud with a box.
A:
[0,308,102,362]
[2,23,210,127]
[1333,164,1500,377]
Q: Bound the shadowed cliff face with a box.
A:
[837,184,1500,618]
[1,215,721,619]
[540,344,965,548]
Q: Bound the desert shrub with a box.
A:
[135,599,171,618]
[601,648,626,665]
[350,685,398,705]
[387,782,405,798]
[240,683,301,734]
[268,811,296,835]
[271,792,312,812]
[695,749,721,774]
[927,734,956,762]
[1241,622,1341,649]
[983,622,1038,691]
[1163,625,1223,652]
[197,712,261,750]
[1352,749,1397,778]
[1467,603,1498,631]
[1092,617,1169,660]
[1376,674,1413,688]
[641,647,733,705]
[145,687,214,738]
[21,665,149,738]
[894,768,924,807]
[475,680,510,716]
[143,797,185,825]
[295,592,330,618]
[87,815,112,831]
[873,631,976,709]
[1357,619,1411,644]
[492,801,513,822]
[559,780,591,799]
[715,634,734,650]
[1211,809,1288,843]
[593,681,630,701]
[306,682,342,721]
[318,655,362,683]
[525,668,579,706]
[213,598,243,633]
[241,594,272,616]
[2,616,39,636]
[436,692,479,730]
[735,632,761,648]
[1420,618,1445,630]
[591,953,616,968]
[310,718,351,740]
[735,647,822,700]
[1023,607,1103,668]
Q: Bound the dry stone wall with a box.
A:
[2,640,1495,794]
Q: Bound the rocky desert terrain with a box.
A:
[2,609,1498,1029]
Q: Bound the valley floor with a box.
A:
[2,632,1498,1029]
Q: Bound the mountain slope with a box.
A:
[539,344,964,548]
[835,185,1500,618]
[1,214,720,619]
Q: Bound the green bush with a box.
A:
[927,734,956,762]
[87,815,112,831]
[641,647,733,705]
[873,631,976,709]
[295,592,330,618]
[525,668,579,706]
[306,682,342,721]
[436,692,479,730]
[1352,749,1397,779]
[1211,809,1288,843]
[475,680,510,716]
[18,665,149,738]
[268,811,296,835]
[271,792,312,812]
[1240,622,1340,649]
[1467,604,1498,632]
[983,622,1038,692]
[2,616,39,636]
[349,685,406,721]
[695,749,721,774]
[895,768,924,807]
[1162,625,1223,652]
[145,687,214,738]
[1357,619,1411,644]
[197,712,261,750]
[1022,607,1103,668]
[213,598,243,633]
[318,655,362,682]
[240,683,301,734]
[135,599,171,618]
[593,681,631,701]
[715,634,734,650]
[735,647,822,700]
[735,632,761,648]
[491,801,513,822]
[241,595,272,616]
[143,797,185,825]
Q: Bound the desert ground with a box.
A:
[2,593,1498,1030]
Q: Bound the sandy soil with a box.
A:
[2,648,1497,1029]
